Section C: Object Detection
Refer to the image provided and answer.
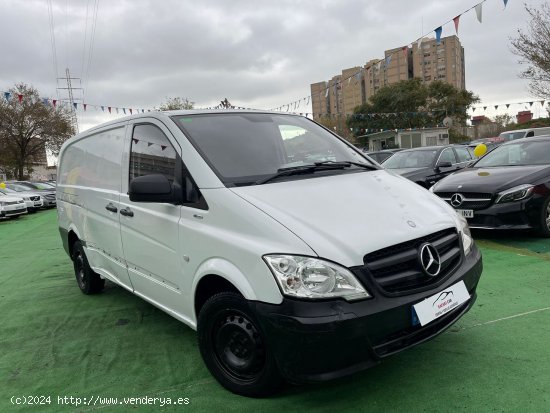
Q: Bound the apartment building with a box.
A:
[310,35,465,119]
[411,35,465,90]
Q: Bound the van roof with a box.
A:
[500,126,550,134]
[78,109,300,136]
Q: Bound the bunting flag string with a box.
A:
[0,88,155,116]
[470,99,548,112]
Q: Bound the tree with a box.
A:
[493,114,514,128]
[0,83,74,179]
[157,97,194,110]
[511,3,550,99]
[347,78,478,135]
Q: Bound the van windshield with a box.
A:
[499,131,526,141]
[172,113,373,186]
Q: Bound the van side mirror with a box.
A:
[129,174,176,203]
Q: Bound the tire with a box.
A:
[197,292,284,397]
[72,240,105,294]
[537,196,550,237]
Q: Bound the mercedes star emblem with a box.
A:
[450,193,464,208]
[418,243,441,277]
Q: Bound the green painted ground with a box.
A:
[1,211,549,412]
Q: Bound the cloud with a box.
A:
[0,0,546,131]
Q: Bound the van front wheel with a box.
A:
[197,292,283,397]
[72,240,105,294]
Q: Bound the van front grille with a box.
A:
[360,228,462,295]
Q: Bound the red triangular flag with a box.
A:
[453,15,460,34]
[129,108,133,114]
[52,99,57,107]
[83,103,87,111]
[17,94,23,103]
[161,145,167,151]
[108,106,112,113]
[132,138,139,144]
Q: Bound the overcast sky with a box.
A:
[1,0,547,131]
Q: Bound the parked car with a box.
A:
[6,182,56,208]
[57,110,482,397]
[382,145,474,188]
[364,148,403,164]
[0,187,43,212]
[0,194,27,219]
[431,135,550,236]
[498,126,550,142]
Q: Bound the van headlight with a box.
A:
[457,214,473,255]
[495,184,534,204]
[263,255,370,301]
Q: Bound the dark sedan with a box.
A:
[431,136,550,236]
[382,145,474,188]
[364,149,403,164]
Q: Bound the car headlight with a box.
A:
[456,214,473,255]
[495,184,534,204]
[263,255,370,301]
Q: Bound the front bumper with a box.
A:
[0,205,28,218]
[462,196,544,230]
[252,245,482,384]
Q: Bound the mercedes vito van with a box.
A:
[498,126,550,141]
[57,110,483,397]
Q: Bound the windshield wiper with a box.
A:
[255,161,376,185]
[313,160,378,170]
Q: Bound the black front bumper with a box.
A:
[457,195,544,230]
[251,245,482,384]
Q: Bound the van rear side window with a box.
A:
[130,124,177,183]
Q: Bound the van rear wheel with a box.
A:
[197,292,283,397]
[72,240,105,294]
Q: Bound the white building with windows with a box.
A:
[359,127,449,151]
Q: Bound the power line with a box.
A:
[84,0,100,88]
[80,0,91,99]
[46,0,59,99]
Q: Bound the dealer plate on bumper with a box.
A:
[412,281,470,326]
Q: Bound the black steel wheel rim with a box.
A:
[546,202,550,230]
[75,253,86,289]
[212,310,266,381]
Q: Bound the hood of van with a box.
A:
[230,170,459,267]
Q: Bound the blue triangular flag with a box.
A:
[435,26,443,44]
[4,92,11,101]
[73,102,78,110]
[503,0,508,7]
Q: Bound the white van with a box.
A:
[57,110,483,397]
[499,126,550,141]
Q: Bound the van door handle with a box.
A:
[105,203,118,213]
[119,207,134,217]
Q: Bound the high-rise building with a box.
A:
[310,35,465,120]
[411,35,465,90]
